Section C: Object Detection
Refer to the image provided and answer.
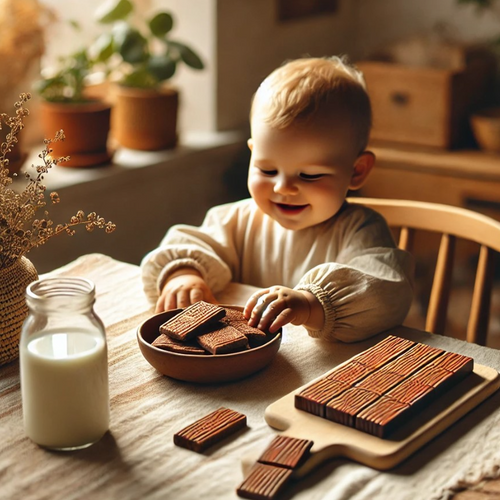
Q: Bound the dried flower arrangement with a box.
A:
[0,93,116,269]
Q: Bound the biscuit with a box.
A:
[159,301,226,341]
[152,334,207,355]
[257,435,313,469]
[197,323,249,354]
[236,462,292,500]
[174,407,247,452]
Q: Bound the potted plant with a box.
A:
[91,0,204,150]
[36,40,113,167]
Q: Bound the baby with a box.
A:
[141,56,414,343]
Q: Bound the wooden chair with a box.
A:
[347,197,500,345]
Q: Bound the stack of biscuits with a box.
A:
[295,335,474,438]
[152,301,269,355]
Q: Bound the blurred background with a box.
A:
[2,0,500,343]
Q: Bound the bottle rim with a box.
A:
[26,277,95,301]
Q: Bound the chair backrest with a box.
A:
[348,197,500,345]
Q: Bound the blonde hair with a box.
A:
[251,56,372,154]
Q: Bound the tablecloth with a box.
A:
[2,253,500,500]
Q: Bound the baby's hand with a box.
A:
[244,286,311,333]
[155,271,217,313]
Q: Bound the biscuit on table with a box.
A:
[174,407,247,452]
[237,462,292,500]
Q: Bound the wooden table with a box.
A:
[2,253,500,500]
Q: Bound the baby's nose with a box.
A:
[273,176,298,195]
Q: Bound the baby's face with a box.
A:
[247,118,360,231]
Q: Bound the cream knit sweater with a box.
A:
[141,199,414,343]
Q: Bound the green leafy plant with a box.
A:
[35,47,93,103]
[35,19,97,104]
[92,0,205,88]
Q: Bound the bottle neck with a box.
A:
[26,277,96,314]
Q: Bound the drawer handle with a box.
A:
[390,92,410,106]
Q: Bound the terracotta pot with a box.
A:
[111,85,179,150]
[39,100,112,167]
[0,257,38,365]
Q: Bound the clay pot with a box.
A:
[39,100,112,167]
[111,85,179,150]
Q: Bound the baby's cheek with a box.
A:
[248,177,271,208]
[309,183,346,213]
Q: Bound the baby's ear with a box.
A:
[349,151,375,190]
[247,138,253,151]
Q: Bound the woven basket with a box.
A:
[0,257,38,365]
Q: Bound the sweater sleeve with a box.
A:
[140,202,246,303]
[295,206,414,343]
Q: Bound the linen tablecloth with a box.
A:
[2,253,500,500]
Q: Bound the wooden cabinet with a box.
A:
[357,51,496,149]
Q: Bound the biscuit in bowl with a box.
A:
[137,304,282,384]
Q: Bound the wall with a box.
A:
[351,0,500,59]
[215,0,356,131]
[27,138,250,273]
[39,0,500,136]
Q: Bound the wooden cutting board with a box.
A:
[259,363,500,478]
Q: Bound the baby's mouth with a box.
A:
[275,203,308,214]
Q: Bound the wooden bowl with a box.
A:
[137,306,282,384]
[471,107,500,153]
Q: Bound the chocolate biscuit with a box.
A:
[383,343,444,377]
[386,377,434,406]
[236,462,292,500]
[325,387,379,426]
[152,334,207,355]
[353,335,415,369]
[159,301,226,341]
[355,395,410,437]
[326,361,374,385]
[222,308,268,344]
[174,407,247,452]
[355,368,405,395]
[257,435,313,469]
[432,351,474,374]
[295,378,349,417]
[197,324,249,354]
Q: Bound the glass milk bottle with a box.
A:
[20,277,109,450]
